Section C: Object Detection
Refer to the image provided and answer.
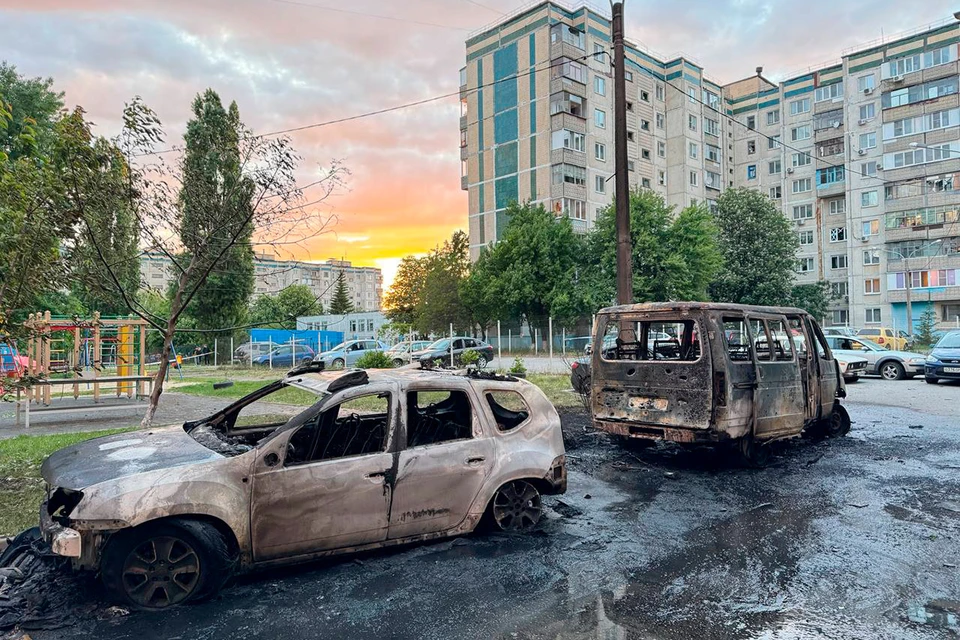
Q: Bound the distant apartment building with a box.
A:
[140,253,383,312]
[461,1,960,330]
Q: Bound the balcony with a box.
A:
[550,147,586,166]
[461,175,468,191]
[549,180,587,202]
[460,115,467,130]
[887,285,960,303]
[550,111,586,134]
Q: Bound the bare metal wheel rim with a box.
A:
[492,481,542,531]
[881,363,901,380]
[827,410,844,437]
[121,536,201,608]
[331,358,345,370]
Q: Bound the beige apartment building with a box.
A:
[461,1,960,331]
[140,253,383,312]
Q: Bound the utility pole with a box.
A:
[612,1,631,306]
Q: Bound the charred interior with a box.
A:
[599,317,701,362]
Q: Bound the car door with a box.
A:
[843,337,880,372]
[388,384,495,539]
[250,385,397,561]
[343,341,363,366]
[786,315,819,422]
[748,315,806,440]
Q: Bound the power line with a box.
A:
[459,0,505,15]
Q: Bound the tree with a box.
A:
[914,307,938,347]
[178,91,255,336]
[582,190,722,306]
[0,62,64,160]
[710,187,798,306]
[249,285,322,329]
[383,256,427,325]
[328,271,354,315]
[416,231,471,335]
[789,281,834,323]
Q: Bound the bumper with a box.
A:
[543,455,567,494]
[905,363,925,375]
[926,364,960,380]
[595,419,724,443]
[39,503,81,558]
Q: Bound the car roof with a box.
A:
[286,367,518,395]
[597,301,809,316]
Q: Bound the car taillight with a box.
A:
[877,337,884,344]
[571,362,579,370]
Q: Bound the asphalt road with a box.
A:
[11,384,959,640]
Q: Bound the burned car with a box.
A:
[39,368,566,609]
[590,303,850,465]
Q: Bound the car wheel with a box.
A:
[299,357,312,366]
[738,435,771,468]
[880,361,905,381]
[825,403,851,438]
[101,519,233,610]
[393,358,404,367]
[331,358,345,370]
[490,480,543,532]
[925,377,939,385]
[476,354,488,368]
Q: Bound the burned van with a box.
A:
[590,302,850,465]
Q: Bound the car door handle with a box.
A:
[733,382,757,389]
[466,457,485,465]
[365,470,387,480]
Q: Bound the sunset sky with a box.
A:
[1,0,955,288]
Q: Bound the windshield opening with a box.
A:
[598,317,702,362]
[428,339,450,351]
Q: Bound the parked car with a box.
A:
[251,344,315,368]
[38,367,566,609]
[924,331,960,384]
[313,340,388,370]
[835,353,868,383]
[825,335,926,380]
[411,337,494,368]
[384,340,433,366]
[589,302,850,466]
[856,327,910,350]
[823,327,859,338]
[234,341,308,365]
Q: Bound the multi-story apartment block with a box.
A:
[140,253,383,312]
[461,1,960,331]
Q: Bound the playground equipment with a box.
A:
[0,342,26,396]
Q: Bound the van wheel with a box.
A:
[826,404,851,437]
[490,480,542,532]
[101,519,233,610]
[738,436,771,468]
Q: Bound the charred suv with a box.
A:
[39,368,566,609]
[590,302,850,465]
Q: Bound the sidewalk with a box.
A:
[490,355,578,375]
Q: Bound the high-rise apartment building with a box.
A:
[140,253,383,312]
[461,1,960,331]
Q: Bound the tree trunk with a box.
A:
[141,325,175,427]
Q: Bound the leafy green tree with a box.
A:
[383,256,426,325]
[328,272,354,315]
[0,62,64,160]
[914,307,938,347]
[416,231,471,335]
[249,284,322,329]
[179,90,255,335]
[459,248,498,338]
[789,281,834,323]
[710,187,798,306]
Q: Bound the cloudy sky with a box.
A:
[1,0,956,286]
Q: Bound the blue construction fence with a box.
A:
[249,329,344,354]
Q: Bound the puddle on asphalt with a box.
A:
[908,600,960,633]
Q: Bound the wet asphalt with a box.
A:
[19,393,960,640]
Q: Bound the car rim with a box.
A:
[332,359,345,370]
[121,535,200,608]
[477,355,487,368]
[881,364,899,380]
[492,481,542,531]
[394,359,403,367]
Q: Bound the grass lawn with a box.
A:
[0,428,133,536]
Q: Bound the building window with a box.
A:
[688,115,698,131]
[592,42,606,62]
[829,227,847,243]
[792,178,812,193]
[689,142,698,159]
[884,108,955,140]
[769,186,782,199]
[552,57,587,83]
[595,175,606,194]
[594,109,606,128]
[832,310,850,325]
[552,163,586,186]
[550,24,585,49]
[747,140,756,154]
[768,135,781,150]
[550,91,585,117]
[885,143,957,169]
[640,119,650,131]
[792,152,811,167]
[817,137,845,157]
[641,148,651,160]
[799,230,814,245]
[551,129,585,152]
[689,171,698,187]
[865,308,882,324]
[656,112,664,128]
[797,257,815,273]
[687,86,697,103]
[882,76,959,109]
[862,219,880,237]
[595,142,606,161]
[791,125,812,141]
[658,170,666,186]
[625,70,633,82]
[704,118,720,136]
[864,278,881,294]
[767,110,780,125]
[562,198,586,220]
[860,161,878,177]
[746,115,756,130]
[656,84,664,101]
[816,165,845,187]
[640,89,650,102]
[814,81,843,102]
[706,144,720,162]
[627,160,635,171]
[769,160,781,174]
[861,190,878,207]
[859,103,876,121]
[657,141,666,158]
[863,249,880,265]
[828,199,846,215]
[832,281,848,297]
[627,131,635,142]
[859,132,877,150]
[703,90,719,109]
[925,44,958,68]
[705,171,722,190]
[830,254,848,269]
[793,204,813,220]
[858,74,876,93]
[747,165,757,180]
[790,98,811,115]
[594,76,606,96]
[641,177,651,188]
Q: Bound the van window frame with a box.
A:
[597,315,704,364]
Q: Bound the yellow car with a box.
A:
[856,327,910,350]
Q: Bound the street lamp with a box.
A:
[877,239,944,334]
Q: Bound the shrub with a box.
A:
[355,350,394,369]
[459,349,480,366]
[509,356,527,375]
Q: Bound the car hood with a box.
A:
[318,350,345,359]
[877,349,926,360]
[931,347,960,360]
[834,354,867,364]
[40,427,223,491]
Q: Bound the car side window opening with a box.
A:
[787,316,808,358]
[226,384,310,430]
[749,319,773,361]
[285,393,390,466]
[767,318,795,361]
[486,391,530,432]
[722,317,752,362]
[406,390,473,447]
[600,318,701,361]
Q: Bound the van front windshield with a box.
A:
[598,317,701,362]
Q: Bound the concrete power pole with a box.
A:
[613,2,632,306]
